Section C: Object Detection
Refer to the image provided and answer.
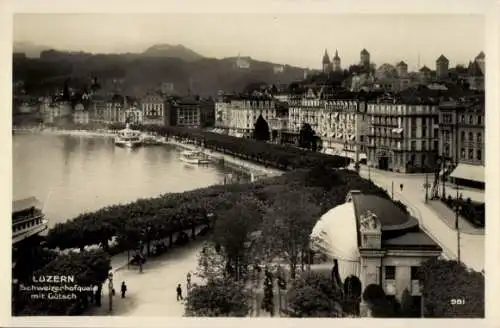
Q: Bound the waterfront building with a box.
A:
[365,87,440,173]
[73,102,90,125]
[104,94,125,124]
[168,97,202,128]
[438,94,485,188]
[236,54,251,69]
[141,93,166,126]
[319,94,368,162]
[199,99,216,128]
[310,191,442,310]
[89,94,107,125]
[436,55,449,80]
[225,95,277,137]
[215,96,232,131]
[12,197,48,245]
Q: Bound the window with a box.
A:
[385,266,396,280]
[422,127,427,137]
[468,149,474,160]
[477,149,482,161]
[461,148,466,159]
[461,131,466,141]
[469,115,474,125]
[411,267,420,280]
[411,141,416,151]
[468,132,474,142]
[478,116,482,125]
[477,132,482,143]
[461,115,465,123]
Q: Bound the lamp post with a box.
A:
[423,174,431,204]
[454,185,462,263]
[108,272,113,312]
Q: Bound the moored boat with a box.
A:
[180,150,211,164]
[115,123,142,148]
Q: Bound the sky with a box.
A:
[13,13,484,70]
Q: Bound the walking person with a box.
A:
[121,281,127,299]
[400,183,404,192]
[176,283,183,301]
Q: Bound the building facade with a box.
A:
[310,191,442,311]
[225,96,277,137]
[141,93,166,126]
[366,90,440,173]
[168,97,202,128]
[439,95,485,188]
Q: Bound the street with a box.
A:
[358,166,484,272]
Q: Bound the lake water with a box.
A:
[13,133,249,228]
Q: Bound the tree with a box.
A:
[195,242,227,282]
[253,114,270,142]
[298,123,316,150]
[212,195,264,280]
[185,279,250,317]
[343,275,362,316]
[361,284,395,317]
[261,269,275,316]
[260,190,322,279]
[419,258,484,318]
[287,272,343,317]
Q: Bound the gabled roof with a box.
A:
[322,49,330,64]
[436,54,449,63]
[360,48,369,55]
[468,60,484,77]
[419,66,431,73]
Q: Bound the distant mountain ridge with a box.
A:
[142,44,204,62]
[13,47,307,97]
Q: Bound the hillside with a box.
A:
[142,44,204,62]
[13,50,306,97]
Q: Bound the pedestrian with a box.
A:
[400,183,404,192]
[176,283,183,301]
[121,281,127,298]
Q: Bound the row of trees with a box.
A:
[106,123,350,170]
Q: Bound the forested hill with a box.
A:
[13,50,306,97]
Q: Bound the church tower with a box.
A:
[322,49,332,73]
[333,49,341,72]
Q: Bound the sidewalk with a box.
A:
[427,200,484,235]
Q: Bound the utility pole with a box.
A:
[108,272,113,312]
[424,174,430,204]
[391,181,394,200]
[455,185,462,263]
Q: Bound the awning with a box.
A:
[449,163,485,183]
[392,128,403,133]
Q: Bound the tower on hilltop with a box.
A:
[333,49,341,72]
[322,49,332,73]
[360,49,370,68]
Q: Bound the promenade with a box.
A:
[357,166,484,272]
[89,242,204,317]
